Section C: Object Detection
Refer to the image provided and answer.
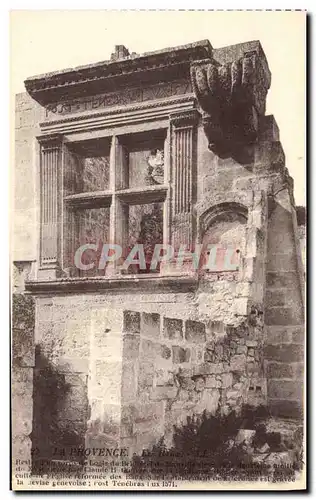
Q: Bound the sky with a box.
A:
[10,10,306,205]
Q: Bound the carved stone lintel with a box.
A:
[190,49,270,156]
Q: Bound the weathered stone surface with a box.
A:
[264,344,304,363]
[268,399,303,419]
[266,326,292,344]
[163,317,183,340]
[150,386,178,401]
[205,375,221,388]
[123,310,141,334]
[172,346,190,364]
[194,362,224,376]
[142,312,160,339]
[185,320,206,343]
[122,334,140,360]
[265,307,303,326]
[267,362,293,379]
[267,380,302,400]
[221,372,233,388]
[194,376,205,392]
[195,389,220,415]
[230,354,246,372]
[266,271,298,289]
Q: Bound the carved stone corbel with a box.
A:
[190,50,270,156]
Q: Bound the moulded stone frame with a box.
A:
[34,95,199,285]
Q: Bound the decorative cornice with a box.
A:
[25,40,213,105]
[25,275,198,295]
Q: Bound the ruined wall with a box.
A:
[14,40,305,466]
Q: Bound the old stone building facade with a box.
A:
[13,40,305,472]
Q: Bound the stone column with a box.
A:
[38,134,63,279]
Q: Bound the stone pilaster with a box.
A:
[169,111,198,256]
[38,134,63,279]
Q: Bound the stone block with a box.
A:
[179,377,195,391]
[292,327,305,344]
[123,310,140,334]
[266,289,287,307]
[122,334,140,361]
[267,252,297,273]
[266,271,298,289]
[265,326,292,344]
[194,376,205,392]
[205,375,221,388]
[267,380,302,400]
[204,350,214,362]
[194,363,224,375]
[267,362,294,379]
[221,373,233,388]
[226,390,240,400]
[140,339,167,360]
[230,354,246,372]
[138,361,155,389]
[133,418,162,435]
[236,345,247,355]
[264,344,304,363]
[161,345,172,359]
[142,312,160,339]
[293,363,304,379]
[163,317,183,340]
[172,346,190,364]
[245,340,258,347]
[208,321,225,335]
[268,399,303,419]
[191,346,204,363]
[185,320,206,343]
[121,362,137,403]
[196,389,220,415]
[155,369,175,387]
[265,307,303,326]
[150,386,178,401]
[134,402,165,422]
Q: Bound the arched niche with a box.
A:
[199,203,248,272]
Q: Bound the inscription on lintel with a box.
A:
[45,81,192,118]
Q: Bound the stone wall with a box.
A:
[121,309,266,454]
[12,293,35,475]
[31,289,266,458]
[14,93,44,263]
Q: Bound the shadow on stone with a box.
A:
[31,345,85,474]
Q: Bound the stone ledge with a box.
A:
[25,275,198,295]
